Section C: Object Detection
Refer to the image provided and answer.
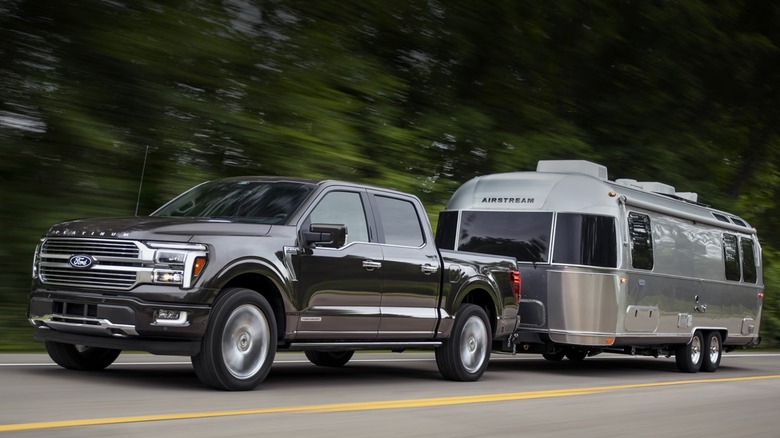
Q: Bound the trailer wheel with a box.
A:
[565,350,588,361]
[542,352,565,361]
[435,304,491,381]
[675,330,704,373]
[701,331,722,372]
[45,342,121,371]
[192,288,277,391]
[304,350,354,367]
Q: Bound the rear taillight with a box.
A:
[510,270,521,303]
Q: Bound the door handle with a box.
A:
[362,260,382,271]
[421,263,438,275]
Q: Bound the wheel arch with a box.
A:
[209,259,293,342]
[456,284,499,336]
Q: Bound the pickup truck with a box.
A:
[28,177,520,390]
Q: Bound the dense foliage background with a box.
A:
[1,0,778,350]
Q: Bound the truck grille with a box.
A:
[41,238,140,258]
[40,267,138,289]
[39,238,148,290]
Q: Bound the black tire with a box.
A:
[565,350,588,361]
[675,331,704,373]
[701,331,722,372]
[304,350,355,367]
[542,352,565,361]
[435,304,492,382]
[192,288,277,391]
[44,341,121,371]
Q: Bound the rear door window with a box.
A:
[374,195,425,247]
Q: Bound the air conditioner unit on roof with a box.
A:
[536,160,608,180]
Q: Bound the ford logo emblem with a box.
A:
[69,255,96,269]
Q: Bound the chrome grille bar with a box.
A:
[42,238,140,258]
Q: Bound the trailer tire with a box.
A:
[45,342,121,371]
[192,288,277,391]
[701,331,722,372]
[304,350,354,367]
[542,352,565,361]
[565,351,588,361]
[435,304,491,382]
[675,330,704,373]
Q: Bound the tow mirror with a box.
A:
[303,223,347,248]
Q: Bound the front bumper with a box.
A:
[28,289,211,356]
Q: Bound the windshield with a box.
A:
[152,180,315,224]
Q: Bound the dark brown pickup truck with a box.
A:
[28,178,520,390]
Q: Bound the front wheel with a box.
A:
[192,288,277,391]
[45,342,121,371]
[675,331,704,373]
[435,304,492,382]
[701,331,722,372]
[304,350,354,367]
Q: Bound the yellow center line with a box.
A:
[1,374,778,432]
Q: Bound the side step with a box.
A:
[288,341,442,351]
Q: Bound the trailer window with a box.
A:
[553,214,617,268]
[457,211,552,263]
[435,211,458,250]
[628,213,653,270]
[722,233,740,281]
[741,238,757,284]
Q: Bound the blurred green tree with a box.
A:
[1,0,778,349]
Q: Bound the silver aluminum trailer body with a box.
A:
[436,161,763,372]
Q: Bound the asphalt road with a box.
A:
[1,351,778,437]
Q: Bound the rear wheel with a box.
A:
[304,350,354,367]
[675,331,704,373]
[192,288,277,391]
[45,342,121,371]
[701,331,722,372]
[435,304,492,382]
[542,352,565,361]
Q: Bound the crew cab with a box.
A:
[28,178,520,390]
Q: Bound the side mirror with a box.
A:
[303,223,347,248]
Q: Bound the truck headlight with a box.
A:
[146,242,208,289]
[32,243,41,279]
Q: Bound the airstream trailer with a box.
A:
[436,160,763,373]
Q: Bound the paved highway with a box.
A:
[0,351,778,437]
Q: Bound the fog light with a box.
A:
[154,310,188,326]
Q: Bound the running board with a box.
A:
[288,341,442,351]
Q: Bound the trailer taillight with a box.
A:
[511,270,521,303]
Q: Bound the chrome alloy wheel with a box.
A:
[707,334,721,364]
[690,332,702,365]
[221,304,270,379]
[459,315,488,374]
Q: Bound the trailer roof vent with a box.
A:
[637,181,675,195]
[615,179,643,190]
[712,213,729,223]
[536,160,608,180]
[675,192,698,202]
[730,217,747,227]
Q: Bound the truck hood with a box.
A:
[47,217,273,241]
